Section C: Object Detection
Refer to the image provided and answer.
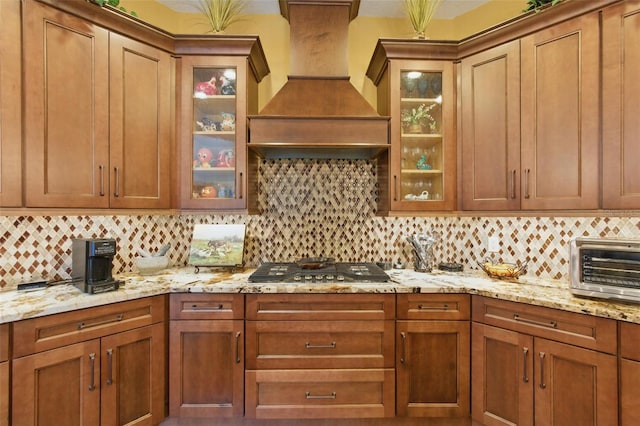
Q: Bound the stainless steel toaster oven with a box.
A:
[570,237,640,303]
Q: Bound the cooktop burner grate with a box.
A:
[249,262,390,283]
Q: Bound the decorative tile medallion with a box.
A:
[2,159,640,289]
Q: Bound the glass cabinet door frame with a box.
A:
[179,55,248,210]
[388,59,455,211]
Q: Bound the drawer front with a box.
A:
[246,294,395,321]
[0,324,8,362]
[397,293,470,320]
[170,293,244,320]
[246,320,394,369]
[472,296,616,354]
[245,369,395,419]
[13,295,166,357]
[620,321,640,360]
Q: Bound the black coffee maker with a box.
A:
[72,238,120,294]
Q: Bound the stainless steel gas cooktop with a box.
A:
[248,262,390,283]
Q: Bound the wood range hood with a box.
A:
[247,0,390,159]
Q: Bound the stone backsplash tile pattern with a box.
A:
[2,159,640,288]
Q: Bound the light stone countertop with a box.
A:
[1,266,639,324]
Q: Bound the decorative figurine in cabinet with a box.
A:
[176,37,270,211]
[367,40,456,213]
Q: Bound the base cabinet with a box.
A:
[396,294,470,417]
[472,296,618,426]
[245,294,395,419]
[169,294,244,418]
[11,296,166,426]
[0,324,9,426]
[619,321,640,425]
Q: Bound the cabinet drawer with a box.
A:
[0,324,8,362]
[246,320,394,369]
[397,293,470,320]
[620,321,640,360]
[12,295,166,357]
[472,296,616,354]
[170,293,244,320]
[245,369,395,419]
[246,294,395,321]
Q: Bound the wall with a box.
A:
[2,159,639,289]
[120,0,527,109]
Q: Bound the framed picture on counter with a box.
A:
[188,224,246,271]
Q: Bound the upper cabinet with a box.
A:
[460,40,521,211]
[461,8,601,211]
[23,0,172,209]
[367,41,457,214]
[602,1,640,209]
[520,12,600,210]
[0,0,22,207]
[175,37,269,211]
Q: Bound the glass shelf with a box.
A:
[190,66,238,200]
[399,70,444,202]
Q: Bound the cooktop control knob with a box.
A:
[337,275,345,281]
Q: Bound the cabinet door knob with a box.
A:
[235,331,241,364]
[106,348,114,385]
[400,332,406,364]
[524,169,531,199]
[99,165,105,197]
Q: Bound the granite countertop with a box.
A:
[1,266,639,324]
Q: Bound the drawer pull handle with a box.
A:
[418,304,448,310]
[522,347,529,383]
[106,349,113,385]
[400,332,406,364]
[235,331,241,364]
[513,314,557,329]
[305,342,336,349]
[190,304,224,311]
[88,353,96,391]
[539,352,546,389]
[305,391,336,399]
[78,313,124,330]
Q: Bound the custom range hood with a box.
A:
[247,0,389,159]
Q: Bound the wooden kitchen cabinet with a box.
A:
[460,40,521,210]
[519,12,600,210]
[175,38,269,211]
[23,0,171,209]
[0,324,9,426]
[169,294,244,418]
[472,296,618,426]
[619,321,640,425]
[0,0,22,207]
[245,294,395,419]
[396,294,470,417]
[602,1,640,209]
[367,41,457,213]
[11,296,166,426]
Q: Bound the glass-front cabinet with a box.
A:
[176,38,269,211]
[367,41,456,213]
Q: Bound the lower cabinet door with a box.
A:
[12,339,101,426]
[534,337,618,426]
[620,358,640,426]
[245,369,395,419]
[396,320,470,417]
[0,361,8,426]
[169,319,244,417]
[471,323,534,426]
[100,323,166,426]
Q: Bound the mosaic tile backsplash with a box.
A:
[2,159,640,289]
